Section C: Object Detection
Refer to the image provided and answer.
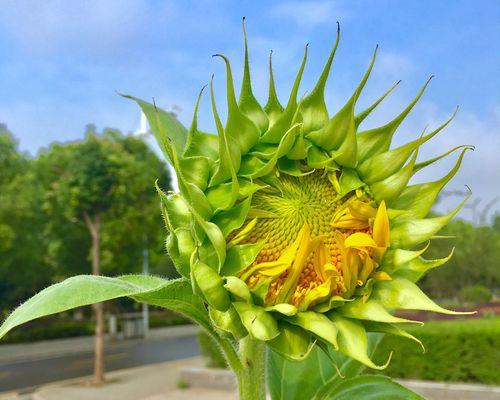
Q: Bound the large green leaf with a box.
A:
[320,375,424,400]
[0,275,208,339]
[268,333,383,400]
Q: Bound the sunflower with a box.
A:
[126,21,473,368]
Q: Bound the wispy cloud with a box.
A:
[270,1,345,29]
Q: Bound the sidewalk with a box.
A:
[28,357,235,400]
[0,325,198,364]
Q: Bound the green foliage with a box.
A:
[267,334,384,400]
[0,125,173,313]
[0,127,52,315]
[2,319,94,344]
[374,318,500,384]
[198,330,227,368]
[0,275,209,340]
[316,375,424,400]
[420,218,500,299]
[460,285,493,305]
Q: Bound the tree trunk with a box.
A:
[84,212,105,385]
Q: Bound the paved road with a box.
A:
[0,335,199,393]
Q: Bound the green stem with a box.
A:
[236,336,267,400]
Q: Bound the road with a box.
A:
[0,335,199,393]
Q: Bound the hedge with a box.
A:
[374,317,500,385]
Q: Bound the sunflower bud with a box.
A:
[129,24,473,368]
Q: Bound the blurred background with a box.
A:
[0,1,498,399]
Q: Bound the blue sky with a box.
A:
[1,0,499,221]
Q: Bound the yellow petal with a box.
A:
[348,200,376,220]
[359,254,376,283]
[276,224,316,303]
[299,279,332,311]
[373,200,390,248]
[372,271,392,281]
[344,232,377,248]
[228,218,258,247]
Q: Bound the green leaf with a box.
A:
[207,77,240,209]
[213,54,260,154]
[268,321,314,361]
[268,333,383,400]
[183,196,226,270]
[390,195,469,248]
[392,146,472,219]
[363,321,424,352]
[179,156,210,191]
[338,299,419,324]
[221,241,264,277]
[356,77,433,162]
[392,248,454,282]
[370,149,418,203]
[264,50,284,127]
[300,25,340,134]
[329,313,391,370]
[211,195,252,237]
[358,110,457,184]
[192,259,231,312]
[233,302,279,341]
[183,86,219,161]
[132,277,211,329]
[209,305,248,339]
[355,80,401,128]
[261,45,308,143]
[307,45,377,167]
[239,19,269,133]
[372,278,475,315]
[120,94,187,164]
[322,375,425,400]
[240,123,301,179]
[206,178,265,211]
[268,345,337,400]
[0,275,188,339]
[224,276,252,302]
[287,311,338,349]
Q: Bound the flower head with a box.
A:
[127,22,473,368]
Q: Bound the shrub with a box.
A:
[460,285,493,305]
[197,330,227,369]
[374,318,500,384]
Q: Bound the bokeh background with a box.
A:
[0,1,499,399]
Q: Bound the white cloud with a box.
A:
[0,0,175,55]
[375,51,416,81]
[270,1,345,29]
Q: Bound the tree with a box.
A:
[37,126,170,383]
[0,127,51,316]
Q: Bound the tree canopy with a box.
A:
[0,125,173,314]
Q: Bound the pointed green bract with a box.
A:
[239,19,269,133]
[261,45,308,143]
[355,80,401,128]
[373,278,474,315]
[300,24,340,134]
[356,77,433,162]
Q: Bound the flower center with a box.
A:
[235,171,390,311]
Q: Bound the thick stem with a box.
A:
[237,337,266,400]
